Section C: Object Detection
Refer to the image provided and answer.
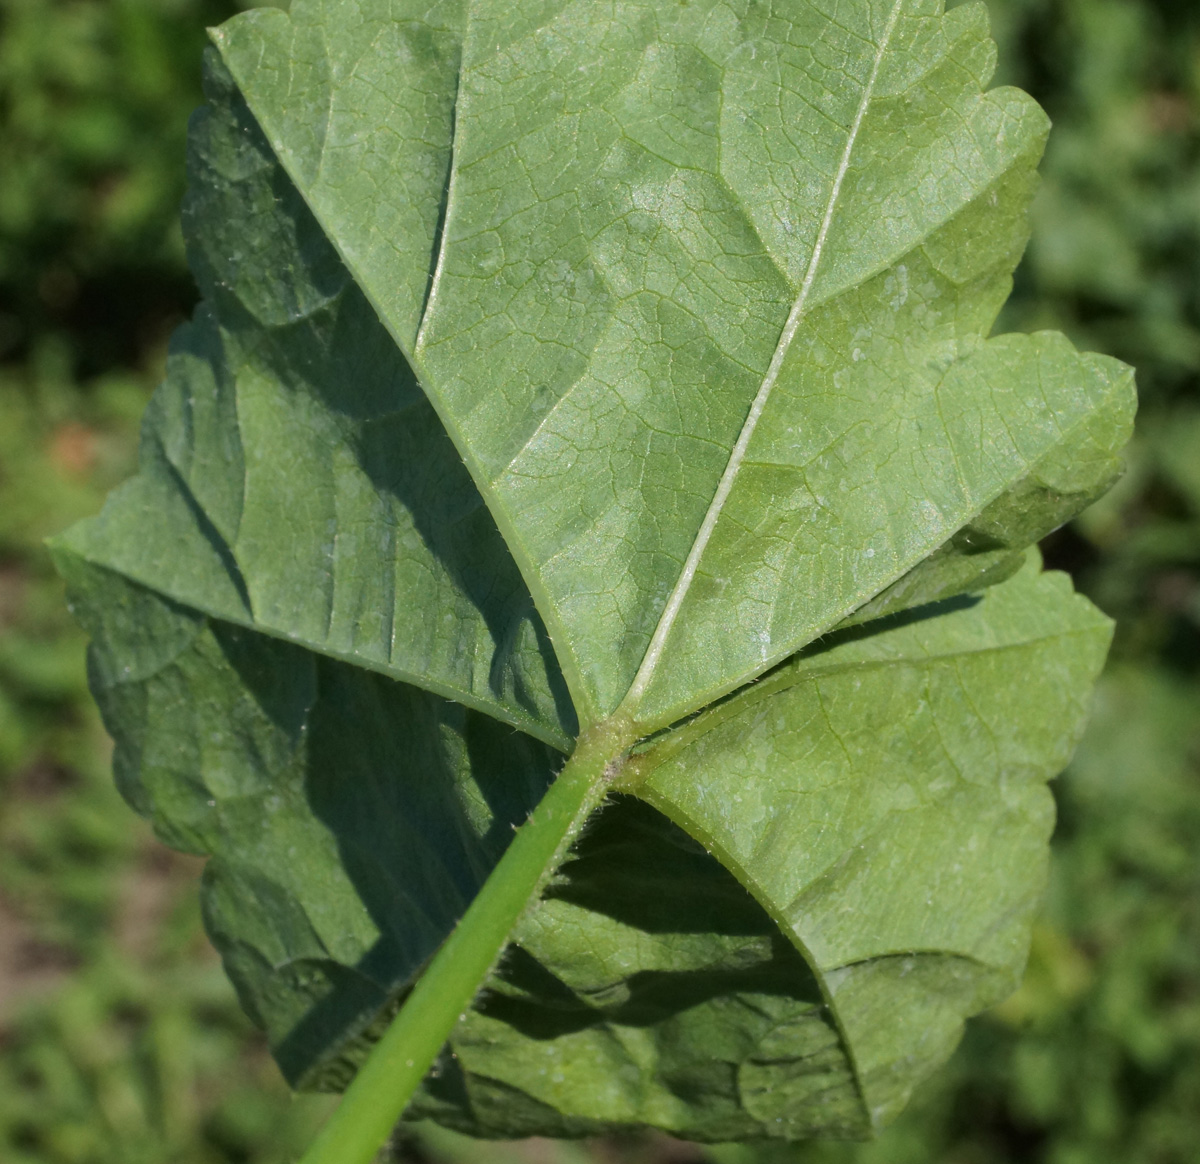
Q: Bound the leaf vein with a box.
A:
[618,0,908,718]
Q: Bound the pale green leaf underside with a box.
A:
[627,555,1111,1126]
[58,553,1110,1139]
[216,0,1133,729]
[406,559,1111,1138]
[51,0,1137,1145]
[53,59,575,748]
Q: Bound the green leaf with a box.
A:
[215,0,1133,729]
[410,557,1111,1138]
[53,0,1136,1149]
[56,551,559,1087]
[54,58,575,748]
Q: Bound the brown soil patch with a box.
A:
[0,894,77,1024]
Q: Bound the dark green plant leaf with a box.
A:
[55,552,559,1087]
[53,0,1136,1145]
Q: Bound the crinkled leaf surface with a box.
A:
[405,558,1112,1139]
[59,60,576,747]
[56,553,559,1085]
[53,0,1135,1144]
[215,0,1131,729]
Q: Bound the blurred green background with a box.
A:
[0,0,1197,1161]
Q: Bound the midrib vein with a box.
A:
[619,0,905,717]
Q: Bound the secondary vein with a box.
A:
[618,0,906,717]
[415,47,466,352]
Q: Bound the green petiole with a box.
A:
[295,722,630,1164]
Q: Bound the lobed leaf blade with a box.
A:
[52,54,575,747]
[54,553,560,1088]
[628,555,1113,1127]
[216,0,1134,730]
[51,0,1138,1148]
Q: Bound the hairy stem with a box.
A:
[297,724,627,1164]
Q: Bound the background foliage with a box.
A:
[0,0,1195,1161]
